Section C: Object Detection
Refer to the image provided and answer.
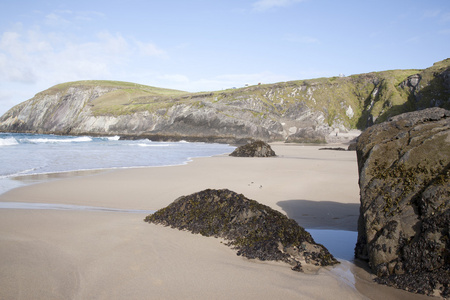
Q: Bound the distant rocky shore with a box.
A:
[0,59,448,144]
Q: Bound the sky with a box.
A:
[0,0,449,116]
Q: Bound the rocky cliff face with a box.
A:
[355,107,449,297]
[0,60,449,143]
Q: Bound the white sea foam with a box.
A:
[27,136,93,143]
[0,168,39,179]
[0,137,18,146]
[0,133,235,195]
[107,136,120,141]
[136,143,171,147]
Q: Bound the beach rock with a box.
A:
[355,107,450,297]
[347,142,357,151]
[229,140,276,157]
[145,189,338,272]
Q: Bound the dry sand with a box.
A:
[0,144,433,299]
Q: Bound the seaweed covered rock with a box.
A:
[229,140,276,157]
[355,107,450,297]
[145,189,338,271]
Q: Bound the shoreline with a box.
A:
[0,144,433,299]
[0,133,235,196]
[0,152,234,196]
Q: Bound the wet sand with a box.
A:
[0,144,432,299]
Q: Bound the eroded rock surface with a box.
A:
[355,107,450,297]
[1,59,448,144]
[145,189,338,272]
[229,140,276,157]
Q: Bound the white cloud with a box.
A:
[45,13,71,27]
[96,31,130,56]
[0,31,22,57]
[0,21,169,114]
[44,10,105,27]
[73,11,106,22]
[0,31,38,83]
[136,40,167,58]
[252,0,306,12]
[0,26,168,85]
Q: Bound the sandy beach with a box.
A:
[0,144,432,299]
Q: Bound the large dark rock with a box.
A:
[229,140,276,157]
[355,107,450,297]
[145,189,338,272]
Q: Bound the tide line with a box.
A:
[0,202,155,214]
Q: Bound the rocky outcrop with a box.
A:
[0,59,448,143]
[229,140,276,157]
[145,189,338,272]
[355,107,450,297]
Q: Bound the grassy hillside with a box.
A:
[34,80,189,116]
[16,58,450,131]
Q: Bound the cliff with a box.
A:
[355,108,449,297]
[0,59,449,143]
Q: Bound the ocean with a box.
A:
[0,132,358,261]
[0,132,235,195]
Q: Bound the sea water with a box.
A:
[0,133,357,262]
[307,229,357,261]
[0,132,235,195]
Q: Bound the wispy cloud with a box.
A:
[252,0,306,12]
[0,31,38,83]
[423,9,441,18]
[136,40,167,58]
[0,25,167,86]
[422,9,450,23]
[74,11,106,22]
[45,13,72,27]
[44,10,106,27]
[283,33,319,44]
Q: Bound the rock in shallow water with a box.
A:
[355,107,450,298]
[145,189,338,272]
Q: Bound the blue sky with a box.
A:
[0,0,449,115]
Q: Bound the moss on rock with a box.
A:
[355,107,450,297]
[145,189,338,271]
[229,140,276,157]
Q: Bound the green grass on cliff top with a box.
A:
[48,80,187,96]
[39,80,191,116]
[32,59,449,118]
